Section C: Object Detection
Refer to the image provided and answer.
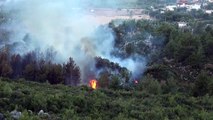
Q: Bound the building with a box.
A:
[209,0,213,3]
[188,4,201,11]
[177,0,189,8]
[165,5,177,11]
[205,10,213,14]
[178,22,187,28]
[177,0,188,5]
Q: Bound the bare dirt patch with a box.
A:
[85,8,151,25]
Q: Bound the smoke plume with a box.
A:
[1,0,146,82]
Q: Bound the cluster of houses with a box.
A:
[150,0,213,28]
[162,0,213,14]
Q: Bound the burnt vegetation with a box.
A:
[0,49,81,85]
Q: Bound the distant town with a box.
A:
[158,0,213,13]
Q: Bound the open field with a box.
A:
[84,8,151,24]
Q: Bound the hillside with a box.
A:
[0,78,213,120]
[0,0,213,120]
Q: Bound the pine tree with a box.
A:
[0,50,12,77]
[10,54,22,78]
[63,57,81,86]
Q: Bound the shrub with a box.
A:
[98,72,110,88]
[19,110,39,120]
[193,71,213,96]
[2,83,13,96]
[144,64,177,81]
[109,76,121,90]
[162,77,178,94]
[137,75,162,95]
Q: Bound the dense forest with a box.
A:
[0,1,213,119]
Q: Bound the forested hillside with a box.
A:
[0,0,213,119]
[0,78,213,119]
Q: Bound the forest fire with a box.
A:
[89,80,98,90]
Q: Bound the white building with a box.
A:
[178,22,187,28]
[209,0,213,3]
[205,10,213,14]
[165,5,177,11]
[187,4,201,11]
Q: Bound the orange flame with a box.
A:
[89,80,97,90]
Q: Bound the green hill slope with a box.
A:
[0,78,213,120]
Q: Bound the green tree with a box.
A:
[0,51,13,77]
[186,46,204,67]
[0,61,13,77]
[10,54,22,78]
[63,57,81,86]
[193,71,213,96]
[47,63,64,84]
[109,76,121,90]
[98,72,110,88]
[23,61,38,81]
[203,33,213,62]
[137,75,162,95]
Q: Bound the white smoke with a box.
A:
[1,0,147,82]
